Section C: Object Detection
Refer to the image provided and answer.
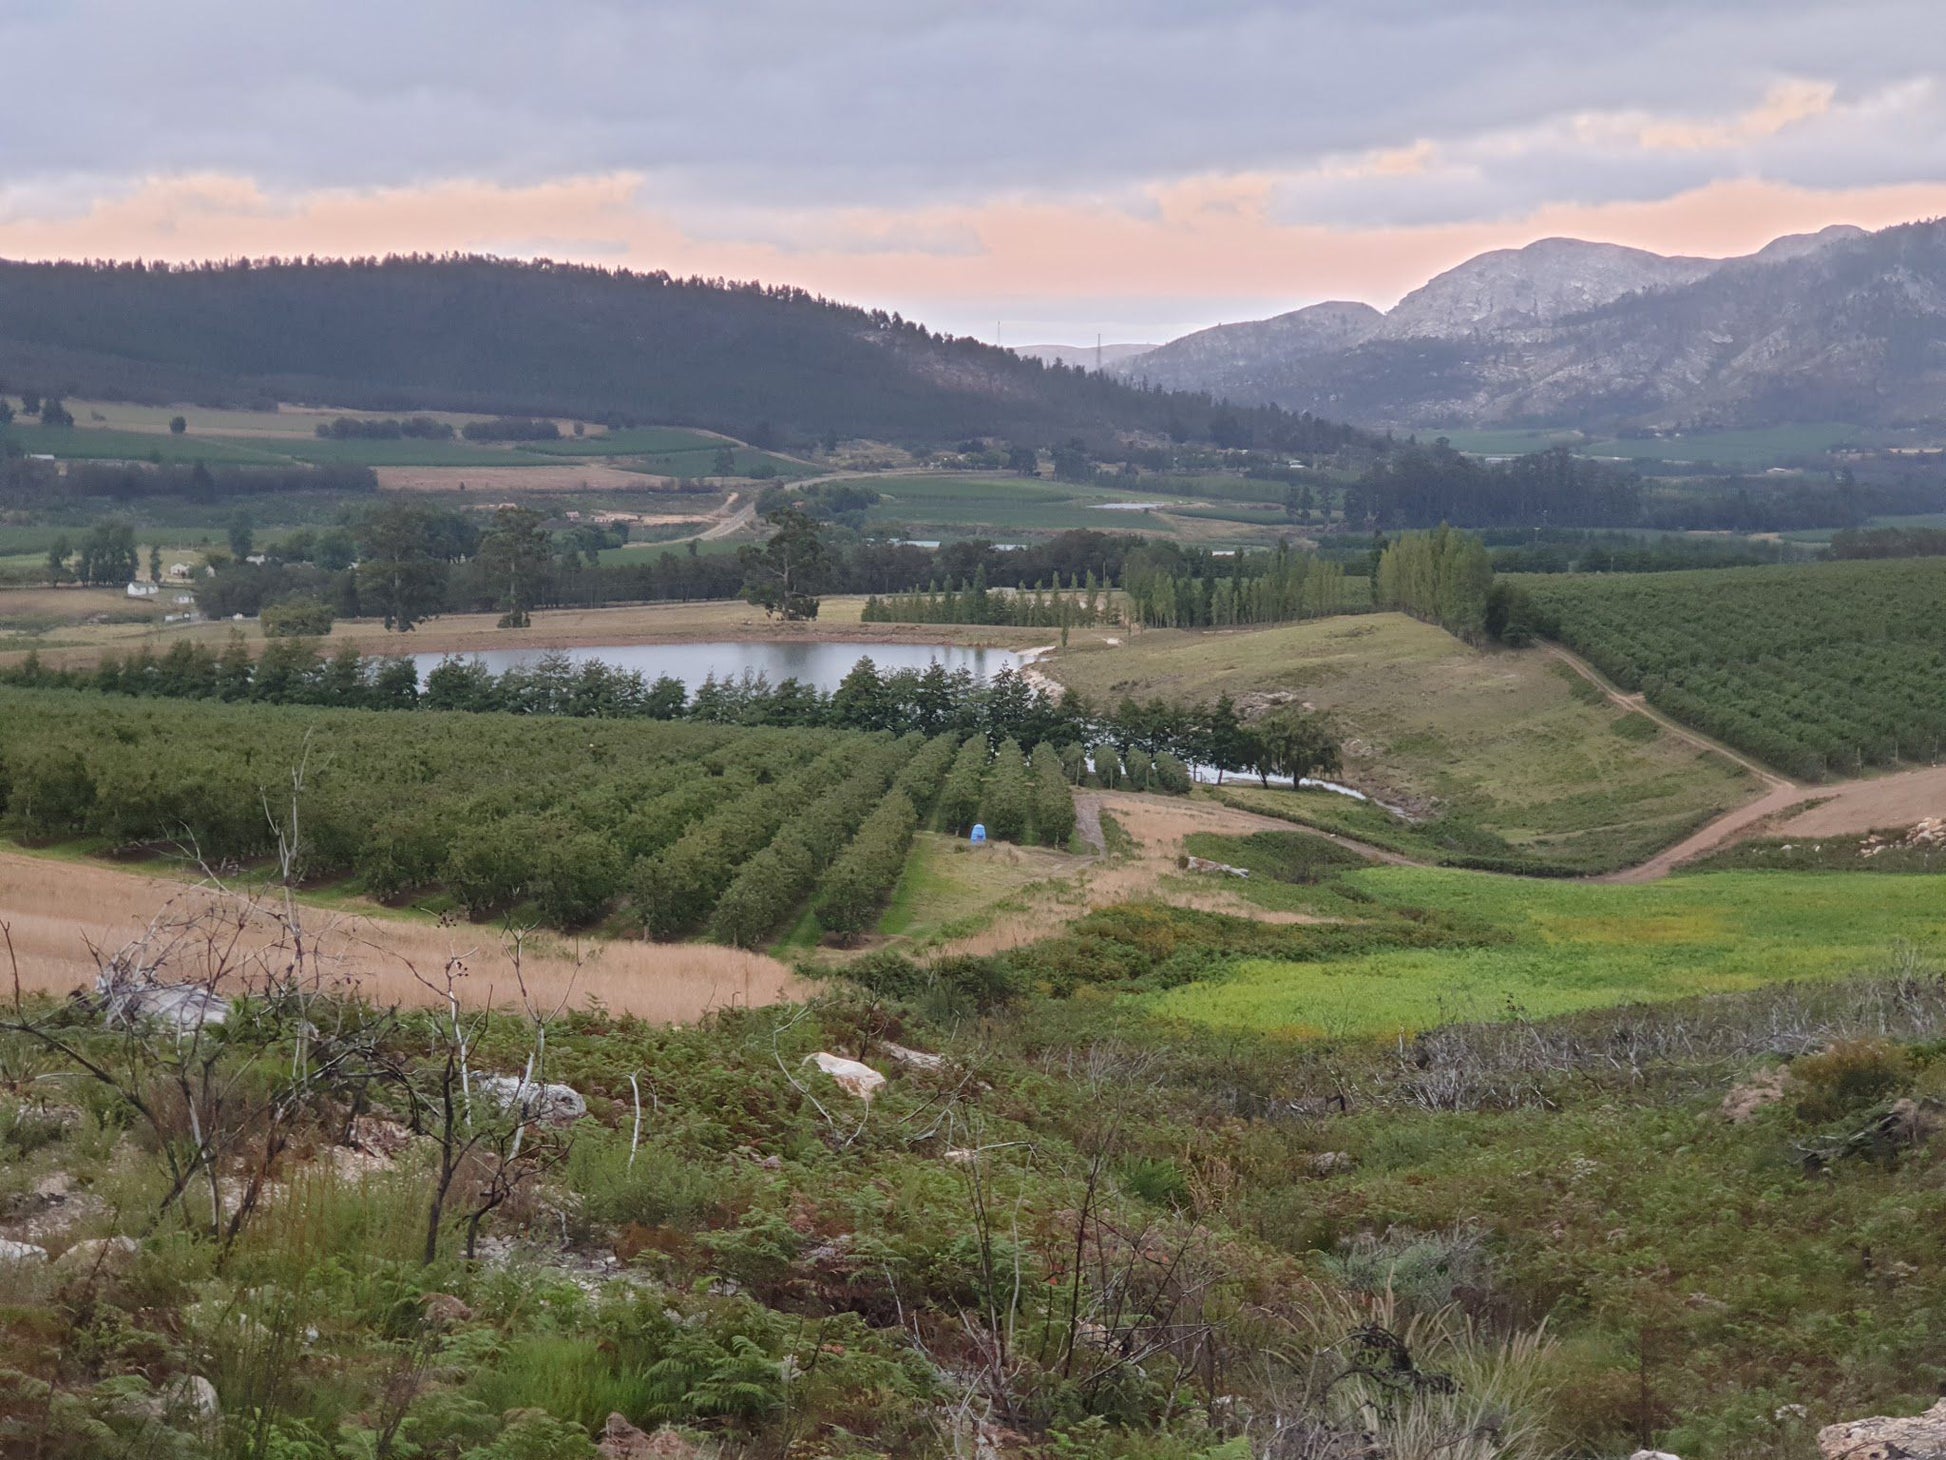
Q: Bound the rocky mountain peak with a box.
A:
[1374,237,1718,340]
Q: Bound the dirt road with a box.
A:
[1545,641,1946,879]
[696,491,754,540]
[1542,643,1792,790]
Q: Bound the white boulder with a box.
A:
[880,1042,944,1070]
[805,1053,886,1101]
[96,969,228,1034]
[474,1075,587,1126]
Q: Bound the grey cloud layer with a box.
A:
[6,0,1943,221]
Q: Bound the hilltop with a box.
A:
[0,255,1365,452]
[1111,220,1946,430]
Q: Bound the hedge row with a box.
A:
[707,736,921,947]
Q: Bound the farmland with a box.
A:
[0,404,808,479]
[4,663,1946,1457]
[0,687,1086,940]
[1525,556,1946,778]
[1043,612,1758,872]
[859,473,1293,542]
[7,452,1946,1460]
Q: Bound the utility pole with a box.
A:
[1096,333,1102,372]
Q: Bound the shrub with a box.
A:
[709,740,911,946]
[260,598,336,638]
[890,731,960,817]
[1325,1227,1492,1319]
[846,949,925,998]
[359,808,451,900]
[1153,753,1192,794]
[634,747,851,938]
[1118,1156,1191,1209]
[842,950,1018,1011]
[937,735,988,833]
[815,790,920,938]
[981,738,1031,842]
[1123,746,1153,791]
[444,816,540,917]
[1792,1038,1913,1123]
[923,954,1020,1013]
[1030,741,1076,846]
[3,747,96,836]
[533,830,624,926]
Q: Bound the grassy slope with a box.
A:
[875,831,1075,947]
[1150,866,1946,1035]
[1045,612,1757,872]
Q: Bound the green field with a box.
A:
[1046,613,1756,871]
[862,474,1204,536]
[2,422,287,464]
[2,405,808,475]
[1150,865,1946,1035]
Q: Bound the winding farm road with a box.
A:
[1541,640,1946,881]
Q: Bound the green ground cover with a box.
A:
[1149,866,1946,1035]
[862,475,1191,535]
[1,422,284,464]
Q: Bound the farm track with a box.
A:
[1541,641,1792,790]
[1542,640,1946,880]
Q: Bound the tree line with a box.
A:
[1120,541,1351,628]
[862,577,1117,629]
[315,415,455,440]
[2,642,1342,792]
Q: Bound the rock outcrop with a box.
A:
[1819,1397,1946,1459]
[475,1074,587,1126]
[1112,219,1942,430]
[805,1053,886,1101]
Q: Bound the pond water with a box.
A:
[409,640,1025,694]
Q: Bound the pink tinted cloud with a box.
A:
[2,170,1943,334]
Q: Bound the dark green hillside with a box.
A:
[0,256,1375,450]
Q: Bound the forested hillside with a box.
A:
[0,256,1374,451]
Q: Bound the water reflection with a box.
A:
[408,641,1023,694]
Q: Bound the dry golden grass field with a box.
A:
[0,849,802,1022]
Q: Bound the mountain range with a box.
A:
[1105,219,1946,430]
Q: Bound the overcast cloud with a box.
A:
[4,0,1944,338]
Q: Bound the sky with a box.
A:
[4,0,1945,345]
